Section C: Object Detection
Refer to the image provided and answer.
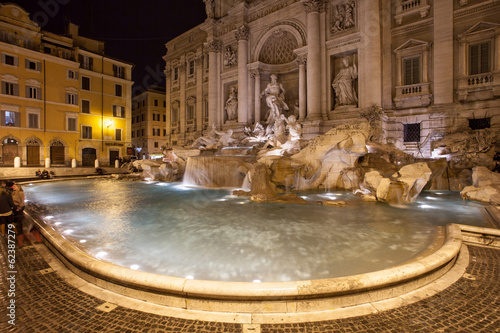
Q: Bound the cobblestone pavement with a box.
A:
[0,239,499,333]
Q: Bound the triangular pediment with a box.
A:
[394,39,431,52]
[461,22,500,36]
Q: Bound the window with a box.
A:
[79,55,93,70]
[82,76,90,90]
[28,113,39,129]
[141,129,145,136]
[113,64,125,78]
[163,101,166,107]
[66,93,78,105]
[153,113,160,121]
[81,100,90,114]
[469,42,491,75]
[469,118,491,130]
[115,84,123,97]
[25,59,41,71]
[154,142,159,148]
[26,86,41,99]
[163,129,166,136]
[67,69,78,80]
[115,128,122,141]
[132,131,135,138]
[404,57,420,85]
[1,82,18,96]
[163,114,166,122]
[113,105,125,118]
[141,113,145,121]
[1,54,17,67]
[187,104,195,120]
[173,67,179,81]
[2,111,20,127]
[154,99,158,107]
[189,60,195,76]
[404,123,420,143]
[68,117,77,131]
[82,125,92,139]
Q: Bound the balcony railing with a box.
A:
[395,0,430,25]
[394,82,432,109]
[467,73,493,86]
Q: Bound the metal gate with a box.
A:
[2,139,18,164]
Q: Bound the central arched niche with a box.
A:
[253,22,305,122]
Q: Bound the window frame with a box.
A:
[82,125,92,139]
[81,76,91,91]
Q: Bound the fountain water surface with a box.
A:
[25,179,486,283]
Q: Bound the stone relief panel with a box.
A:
[223,45,237,68]
[330,0,356,35]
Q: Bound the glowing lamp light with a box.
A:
[106,120,113,128]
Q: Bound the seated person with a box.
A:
[41,170,50,179]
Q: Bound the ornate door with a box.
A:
[50,143,65,165]
[2,139,18,164]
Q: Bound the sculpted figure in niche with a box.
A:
[260,74,289,126]
[332,56,358,106]
[203,0,215,19]
[225,86,238,121]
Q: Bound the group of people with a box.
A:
[35,169,54,180]
[0,180,41,247]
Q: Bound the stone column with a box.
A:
[178,57,187,137]
[433,0,454,104]
[296,56,307,121]
[248,70,255,124]
[252,70,261,123]
[205,39,222,127]
[195,54,204,133]
[164,64,172,144]
[235,25,250,125]
[303,0,324,120]
[360,0,382,107]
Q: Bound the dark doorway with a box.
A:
[26,145,40,165]
[109,150,119,166]
[82,148,96,167]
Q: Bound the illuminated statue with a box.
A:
[332,56,358,106]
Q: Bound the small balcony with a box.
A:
[394,0,431,25]
[394,82,432,109]
[457,72,500,102]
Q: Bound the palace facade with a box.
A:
[0,3,133,167]
[164,0,500,158]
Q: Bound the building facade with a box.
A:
[0,3,133,167]
[131,87,167,159]
[164,0,500,157]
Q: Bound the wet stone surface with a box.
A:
[0,240,499,332]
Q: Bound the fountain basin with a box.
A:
[28,210,462,314]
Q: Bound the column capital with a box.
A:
[296,56,307,67]
[204,39,223,53]
[301,0,326,14]
[235,25,250,41]
[250,69,261,79]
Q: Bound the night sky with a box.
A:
[6,0,207,92]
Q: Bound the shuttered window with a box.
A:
[404,57,420,85]
[1,82,19,96]
[469,42,491,75]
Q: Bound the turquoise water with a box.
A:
[24,179,487,282]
